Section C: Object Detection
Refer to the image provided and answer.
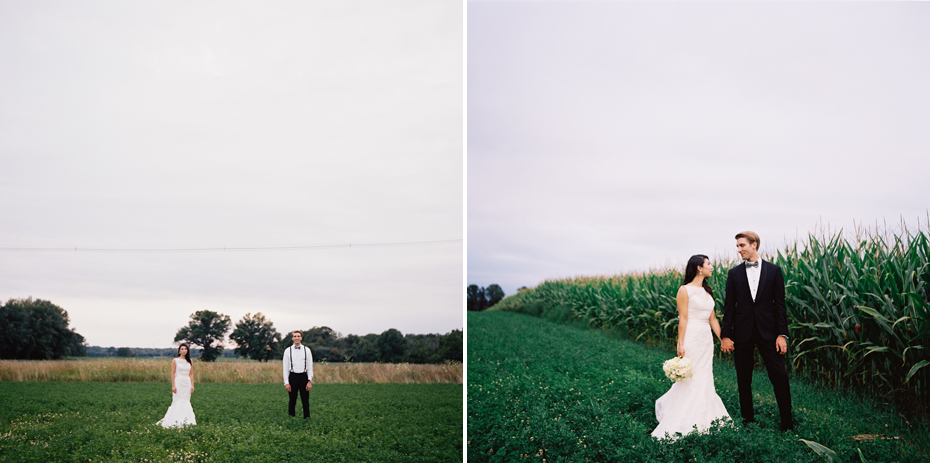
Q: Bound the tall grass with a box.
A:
[494,222,930,412]
[0,358,463,384]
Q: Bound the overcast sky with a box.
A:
[468,1,930,296]
[1,1,463,348]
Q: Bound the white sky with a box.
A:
[468,1,930,296]
[0,1,463,348]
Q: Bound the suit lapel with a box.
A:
[737,263,752,299]
[757,260,769,301]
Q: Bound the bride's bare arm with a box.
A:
[170,358,177,394]
[709,310,722,341]
[189,361,194,393]
[676,286,688,357]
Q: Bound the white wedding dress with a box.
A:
[157,358,196,428]
[652,285,730,439]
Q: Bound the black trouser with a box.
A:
[734,328,792,429]
[288,371,310,418]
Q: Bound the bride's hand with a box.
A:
[172,386,177,394]
[190,386,195,394]
[677,346,685,358]
[720,338,734,353]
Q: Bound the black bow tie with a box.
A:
[745,261,760,268]
[294,346,301,349]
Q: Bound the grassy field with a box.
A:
[0,382,462,462]
[0,359,462,384]
[468,310,930,463]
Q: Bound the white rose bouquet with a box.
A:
[662,356,693,382]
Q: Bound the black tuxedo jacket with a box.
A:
[720,260,789,343]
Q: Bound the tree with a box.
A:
[406,338,435,364]
[0,297,86,359]
[404,333,441,364]
[116,347,135,357]
[486,284,505,308]
[229,313,281,362]
[174,310,231,362]
[311,346,344,362]
[467,285,488,311]
[304,326,339,346]
[376,328,407,363]
[68,331,87,357]
[468,284,502,311]
[349,334,380,362]
[339,334,361,361]
[438,329,463,362]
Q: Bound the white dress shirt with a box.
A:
[746,258,762,302]
[746,258,789,340]
[283,344,314,385]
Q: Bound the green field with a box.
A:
[468,311,930,462]
[0,382,462,462]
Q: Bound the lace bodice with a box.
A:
[683,285,715,325]
[175,358,191,378]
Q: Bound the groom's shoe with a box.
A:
[780,421,794,432]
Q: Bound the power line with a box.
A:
[0,238,463,253]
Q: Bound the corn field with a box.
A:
[493,225,930,407]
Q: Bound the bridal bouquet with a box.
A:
[662,356,693,382]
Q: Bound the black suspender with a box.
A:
[289,346,308,374]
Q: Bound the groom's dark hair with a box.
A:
[735,231,760,250]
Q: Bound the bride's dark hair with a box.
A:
[177,342,192,364]
[683,254,714,298]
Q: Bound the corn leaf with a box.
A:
[904,360,929,384]
[800,439,838,462]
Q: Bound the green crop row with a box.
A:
[493,226,930,405]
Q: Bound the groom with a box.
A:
[720,231,794,431]
[283,330,313,419]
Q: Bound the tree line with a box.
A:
[467,284,505,311]
[85,346,224,358]
[173,310,462,364]
[0,298,462,364]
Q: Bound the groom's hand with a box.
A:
[305,382,312,392]
[776,336,788,355]
[720,338,734,353]
[285,384,292,392]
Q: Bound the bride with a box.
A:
[157,343,197,428]
[652,254,730,439]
